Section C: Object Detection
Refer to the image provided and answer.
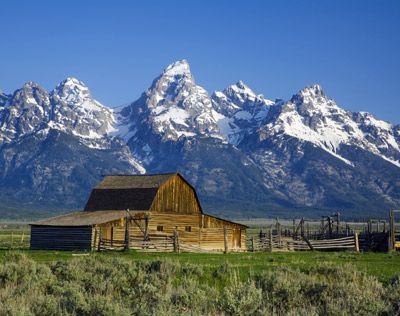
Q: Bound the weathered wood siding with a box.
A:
[30,225,92,251]
[150,175,201,214]
[97,213,246,251]
[201,215,246,250]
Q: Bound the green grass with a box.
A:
[1,249,399,281]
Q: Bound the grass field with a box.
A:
[1,249,399,282]
[0,224,399,281]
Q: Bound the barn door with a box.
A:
[231,228,241,249]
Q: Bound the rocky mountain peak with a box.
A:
[52,77,93,106]
[22,81,42,89]
[299,83,324,96]
[163,59,192,78]
[228,80,254,94]
[291,84,327,106]
[11,81,50,107]
[0,92,10,107]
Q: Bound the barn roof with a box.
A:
[96,173,175,189]
[31,210,129,226]
[84,173,188,212]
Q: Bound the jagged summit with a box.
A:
[56,77,88,89]
[163,59,192,77]
[52,77,92,104]
[1,62,400,217]
[291,84,328,105]
[21,81,44,89]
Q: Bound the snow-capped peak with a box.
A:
[297,84,324,97]
[22,81,42,89]
[115,59,223,147]
[229,80,256,96]
[163,59,192,78]
[260,85,400,167]
[52,77,95,107]
[47,77,117,141]
[211,81,274,145]
[291,84,330,108]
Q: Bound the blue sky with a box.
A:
[1,0,399,122]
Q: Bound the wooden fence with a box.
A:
[129,236,175,252]
[0,230,30,250]
[98,235,175,252]
[287,235,359,251]
[248,234,359,252]
[99,234,214,253]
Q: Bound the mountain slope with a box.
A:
[1,60,399,219]
[238,85,400,217]
[0,80,144,218]
[211,80,274,145]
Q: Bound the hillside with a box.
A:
[1,60,399,219]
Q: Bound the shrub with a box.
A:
[0,252,399,315]
[218,277,262,315]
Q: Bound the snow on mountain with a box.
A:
[257,84,400,167]
[0,92,9,107]
[116,61,276,149]
[211,81,274,145]
[50,77,117,140]
[115,59,224,148]
[0,82,52,142]
[0,78,117,145]
[0,78,144,172]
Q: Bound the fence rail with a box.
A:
[248,234,359,252]
[129,236,175,252]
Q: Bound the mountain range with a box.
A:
[1,60,399,219]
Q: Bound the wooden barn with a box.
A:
[30,173,247,252]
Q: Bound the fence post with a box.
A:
[388,211,394,252]
[223,225,228,254]
[92,228,97,250]
[251,237,255,252]
[269,229,273,252]
[124,216,130,251]
[278,225,282,248]
[97,228,102,252]
[354,232,360,253]
[173,229,180,253]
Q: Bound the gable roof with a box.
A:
[96,173,175,189]
[84,173,180,212]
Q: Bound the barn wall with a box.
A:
[30,225,92,251]
[150,175,201,214]
[105,213,246,251]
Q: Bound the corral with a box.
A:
[248,211,400,253]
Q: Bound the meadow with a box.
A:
[1,224,400,315]
[1,251,400,315]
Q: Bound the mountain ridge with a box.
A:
[1,59,399,219]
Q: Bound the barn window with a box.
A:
[157,225,163,232]
[185,226,191,232]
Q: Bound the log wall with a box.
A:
[95,213,246,251]
[30,225,92,251]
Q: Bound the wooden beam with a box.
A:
[354,232,360,253]
[124,216,129,251]
[223,225,228,254]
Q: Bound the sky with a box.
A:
[1,0,399,122]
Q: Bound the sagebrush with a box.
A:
[0,252,399,315]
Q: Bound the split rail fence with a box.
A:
[98,233,210,253]
[248,234,359,252]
